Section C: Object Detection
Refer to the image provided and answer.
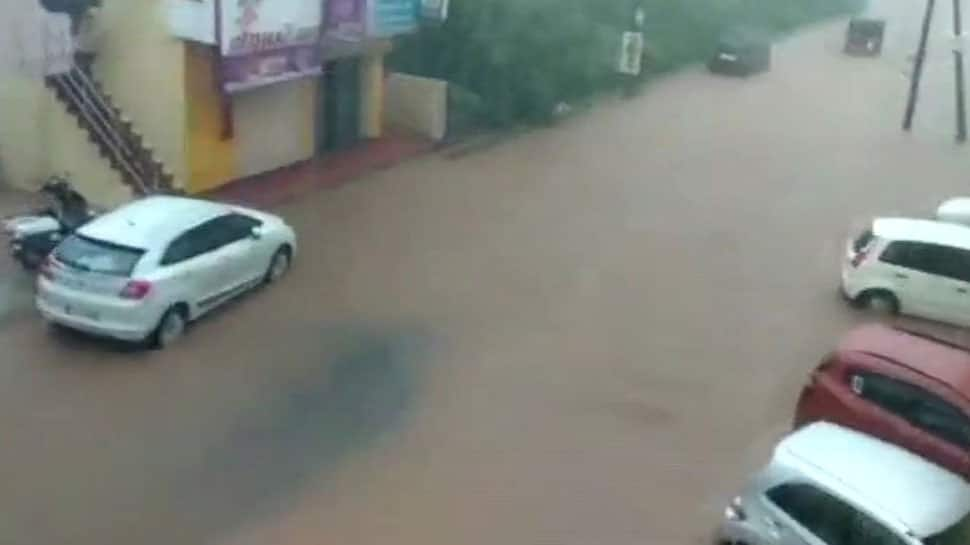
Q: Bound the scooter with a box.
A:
[2,175,97,270]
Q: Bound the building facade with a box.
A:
[0,0,420,205]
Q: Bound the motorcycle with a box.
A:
[2,175,97,270]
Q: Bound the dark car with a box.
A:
[794,324,970,479]
[844,17,886,56]
[707,31,772,77]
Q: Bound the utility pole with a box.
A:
[904,0,937,131]
[953,0,967,141]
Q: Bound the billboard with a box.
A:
[219,0,325,93]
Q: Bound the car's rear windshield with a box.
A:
[853,229,875,252]
[926,512,970,545]
[53,234,145,277]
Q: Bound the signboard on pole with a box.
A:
[219,0,325,93]
[617,31,644,76]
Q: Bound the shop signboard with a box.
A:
[219,0,325,93]
[367,0,418,38]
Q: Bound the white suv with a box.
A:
[842,218,970,327]
[36,196,297,348]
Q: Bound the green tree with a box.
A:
[391,0,863,126]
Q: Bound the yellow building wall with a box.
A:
[0,74,130,207]
[232,78,317,179]
[384,72,448,141]
[184,44,236,194]
[93,0,188,189]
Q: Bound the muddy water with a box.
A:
[2,3,969,545]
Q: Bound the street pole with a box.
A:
[904,0,937,131]
[954,0,967,141]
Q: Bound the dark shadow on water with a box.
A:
[134,322,432,544]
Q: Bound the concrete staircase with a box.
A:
[45,66,176,196]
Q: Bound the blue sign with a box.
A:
[369,0,418,37]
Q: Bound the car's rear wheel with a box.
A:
[264,246,291,284]
[151,306,187,349]
[857,289,899,315]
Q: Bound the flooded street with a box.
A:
[3,5,970,544]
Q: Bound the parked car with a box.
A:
[841,217,970,325]
[936,197,970,226]
[35,195,297,348]
[716,422,970,545]
[844,17,886,56]
[794,323,970,479]
[707,30,772,77]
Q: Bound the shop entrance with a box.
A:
[318,58,361,154]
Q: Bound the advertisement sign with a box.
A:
[617,31,644,76]
[325,0,366,41]
[367,0,418,38]
[219,0,325,93]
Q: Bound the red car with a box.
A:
[794,323,970,479]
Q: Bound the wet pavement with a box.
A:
[3,3,970,544]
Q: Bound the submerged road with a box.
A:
[1,3,968,544]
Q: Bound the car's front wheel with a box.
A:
[857,289,900,316]
[151,306,187,349]
[264,246,292,284]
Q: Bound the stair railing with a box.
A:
[53,67,153,194]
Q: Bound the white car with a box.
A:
[35,195,296,348]
[842,217,970,326]
[937,197,970,226]
[716,422,970,545]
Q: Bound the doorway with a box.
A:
[318,58,362,154]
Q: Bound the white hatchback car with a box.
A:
[842,217,970,326]
[36,195,296,348]
[716,422,970,545]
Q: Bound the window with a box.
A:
[848,511,909,545]
[767,484,852,544]
[160,214,260,266]
[909,395,970,449]
[851,372,921,415]
[851,372,970,450]
[879,241,970,282]
[931,246,970,283]
[927,512,970,545]
[161,223,219,265]
[880,241,928,270]
[207,213,262,248]
[767,484,906,545]
[54,234,145,277]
